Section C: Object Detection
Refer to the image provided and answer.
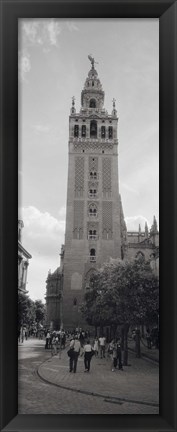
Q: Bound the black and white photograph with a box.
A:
[18,18,159,415]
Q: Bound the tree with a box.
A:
[34,299,46,328]
[18,292,36,331]
[80,256,159,364]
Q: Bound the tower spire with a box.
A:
[112,98,117,116]
[70,96,76,114]
[88,54,98,70]
[145,221,149,238]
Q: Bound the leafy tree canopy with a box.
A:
[80,256,159,328]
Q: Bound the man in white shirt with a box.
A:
[69,335,81,373]
[99,336,106,358]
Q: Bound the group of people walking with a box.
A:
[45,330,66,351]
[68,334,123,374]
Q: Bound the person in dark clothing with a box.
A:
[117,338,123,370]
[69,336,81,373]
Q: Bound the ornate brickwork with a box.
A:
[102,157,112,197]
[102,201,113,239]
[73,141,114,153]
[73,201,84,239]
[88,202,98,217]
[74,157,84,197]
[89,156,98,172]
[87,221,99,238]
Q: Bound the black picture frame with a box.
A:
[0,1,176,431]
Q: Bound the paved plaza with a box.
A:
[18,338,159,414]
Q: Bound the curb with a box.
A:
[128,348,159,364]
[37,363,159,408]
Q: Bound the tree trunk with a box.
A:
[123,323,129,366]
[135,328,141,358]
[141,324,144,338]
[95,325,97,337]
[121,326,124,350]
[99,325,103,337]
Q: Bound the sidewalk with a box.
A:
[38,344,159,410]
[128,338,159,363]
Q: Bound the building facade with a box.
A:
[45,58,159,330]
[18,220,32,294]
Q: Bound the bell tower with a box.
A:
[62,56,122,329]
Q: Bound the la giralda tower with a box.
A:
[62,56,123,329]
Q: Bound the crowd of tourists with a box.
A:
[43,327,124,373]
[45,330,67,351]
[67,333,123,374]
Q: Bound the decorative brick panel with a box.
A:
[75,157,84,197]
[102,201,113,239]
[102,158,112,197]
[73,201,84,239]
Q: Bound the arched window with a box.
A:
[101,126,105,138]
[90,248,96,261]
[90,171,97,180]
[88,229,97,239]
[90,248,95,256]
[90,120,97,137]
[74,125,79,137]
[108,126,113,139]
[89,203,97,217]
[89,189,96,198]
[90,99,96,108]
[82,125,86,137]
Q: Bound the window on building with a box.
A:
[90,171,97,180]
[90,120,97,137]
[82,125,86,137]
[88,229,97,239]
[90,248,96,261]
[101,126,105,138]
[108,126,113,139]
[74,125,79,137]
[89,204,97,217]
[73,297,77,306]
[90,99,96,108]
[89,189,96,197]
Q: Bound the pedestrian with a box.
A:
[109,339,117,371]
[45,331,50,349]
[93,337,99,357]
[83,340,94,372]
[69,335,81,373]
[21,328,26,343]
[61,331,66,349]
[117,338,123,370]
[99,335,106,358]
[51,336,57,356]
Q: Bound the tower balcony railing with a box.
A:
[90,256,96,262]
[88,193,97,199]
[71,137,117,146]
[88,234,98,240]
[88,174,99,180]
[88,213,98,218]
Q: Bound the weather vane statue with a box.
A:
[88,54,98,69]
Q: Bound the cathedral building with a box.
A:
[18,220,32,294]
[45,58,159,330]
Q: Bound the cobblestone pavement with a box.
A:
[18,338,159,414]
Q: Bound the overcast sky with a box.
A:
[18,18,159,301]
